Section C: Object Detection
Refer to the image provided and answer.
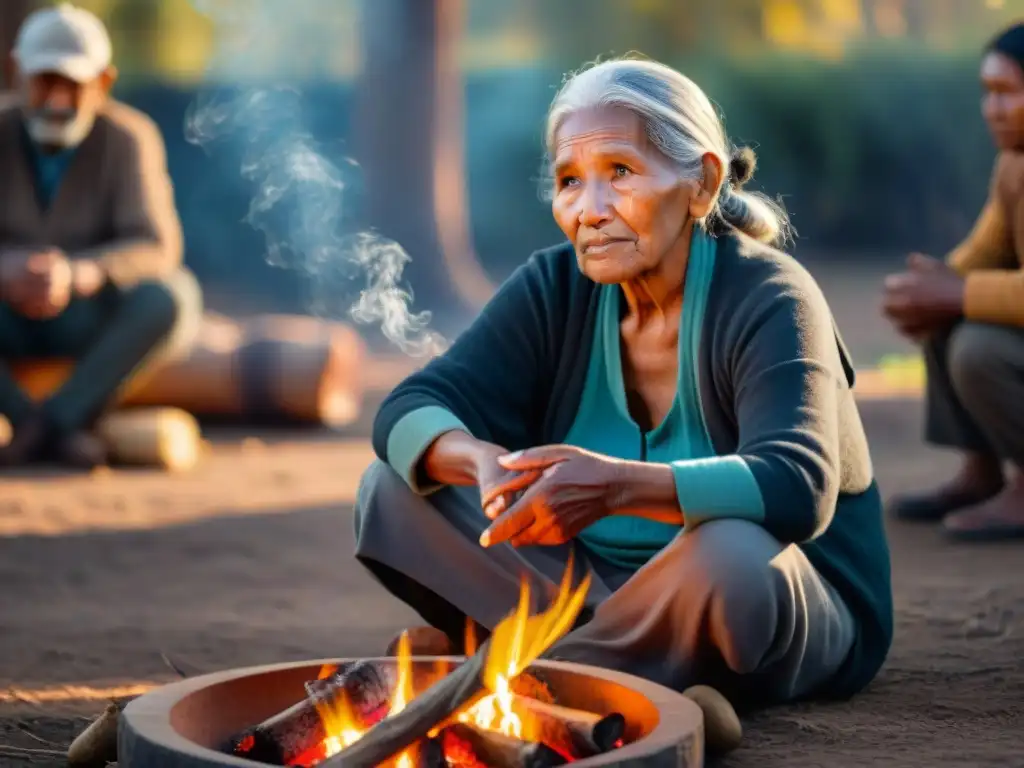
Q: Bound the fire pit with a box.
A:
[120,558,703,767]
[119,656,702,767]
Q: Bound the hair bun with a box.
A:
[728,146,756,187]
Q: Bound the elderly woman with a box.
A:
[883,23,1024,541]
[356,58,892,709]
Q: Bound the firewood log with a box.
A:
[320,644,490,768]
[96,407,202,471]
[9,313,366,427]
[506,694,624,757]
[420,736,446,768]
[439,723,566,768]
[228,661,395,765]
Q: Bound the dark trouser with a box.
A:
[923,322,1024,466]
[0,269,203,434]
[354,460,856,708]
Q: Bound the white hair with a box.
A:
[543,57,791,247]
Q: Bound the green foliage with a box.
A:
[464,49,996,272]
[669,48,995,253]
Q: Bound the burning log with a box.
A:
[508,694,625,758]
[419,736,446,768]
[319,642,491,768]
[228,661,395,765]
[508,671,555,706]
[323,556,592,768]
[440,723,566,768]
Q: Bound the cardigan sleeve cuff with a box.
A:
[671,455,766,529]
[963,270,1024,327]
[385,406,469,495]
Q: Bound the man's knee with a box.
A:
[119,269,204,353]
[678,520,782,674]
[948,322,1024,407]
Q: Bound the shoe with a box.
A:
[887,486,1002,522]
[942,484,1024,542]
[52,430,108,470]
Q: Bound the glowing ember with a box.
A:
[317,632,417,767]
[313,554,592,765]
[456,551,591,745]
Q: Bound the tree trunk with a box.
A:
[858,0,877,36]
[353,0,493,334]
[0,0,36,88]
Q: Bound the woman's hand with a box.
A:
[421,430,541,517]
[882,253,965,340]
[470,442,543,519]
[478,445,622,548]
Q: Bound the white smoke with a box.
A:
[184,0,446,357]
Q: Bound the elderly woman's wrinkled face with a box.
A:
[981,51,1024,151]
[551,106,702,284]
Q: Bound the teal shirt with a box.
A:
[28,142,76,209]
[565,228,762,569]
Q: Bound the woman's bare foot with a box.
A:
[887,452,1004,522]
[942,469,1024,541]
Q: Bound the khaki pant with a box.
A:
[923,322,1024,466]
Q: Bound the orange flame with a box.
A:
[317,555,590,760]
[317,664,339,681]
[385,632,416,768]
[464,617,478,658]
[318,633,416,766]
[458,550,591,741]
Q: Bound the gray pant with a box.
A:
[0,269,202,434]
[924,322,1024,466]
[354,460,856,708]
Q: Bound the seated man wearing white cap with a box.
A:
[0,3,202,469]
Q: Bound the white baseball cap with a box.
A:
[13,3,112,83]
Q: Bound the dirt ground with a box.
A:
[0,396,1021,767]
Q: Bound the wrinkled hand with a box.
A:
[471,442,543,520]
[882,253,965,340]
[1,248,72,319]
[479,444,621,548]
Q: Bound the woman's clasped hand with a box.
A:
[477,445,622,548]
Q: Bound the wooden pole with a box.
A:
[430,0,496,310]
[353,0,491,335]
